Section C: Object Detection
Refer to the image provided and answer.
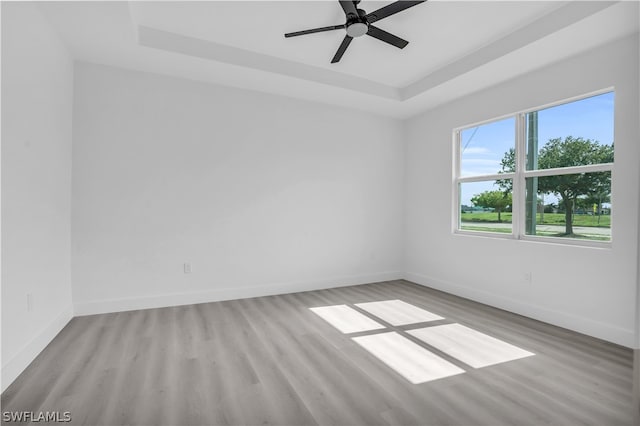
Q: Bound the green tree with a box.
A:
[470,190,512,222]
[579,172,612,225]
[496,147,515,192]
[498,136,613,236]
[537,137,612,235]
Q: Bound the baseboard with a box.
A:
[74,271,403,316]
[404,271,635,348]
[1,305,74,393]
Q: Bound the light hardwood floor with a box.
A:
[2,280,634,425]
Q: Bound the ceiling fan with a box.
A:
[285,0,426,64]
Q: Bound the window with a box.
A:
[454,91,614,244]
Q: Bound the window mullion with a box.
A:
[513,113,526,239]
[458,173,515,183]
[453,130,461,232]
[522,163,613,178]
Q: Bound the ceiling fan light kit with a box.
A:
[346,22,368,38]
[285,0,426,63]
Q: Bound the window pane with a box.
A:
[460,117,515,177]
[524,171,611,241]
[526,92,614,171]
[460,180,513,234]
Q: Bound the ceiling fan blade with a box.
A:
[331,35,353,63]
[366,1,426,23]
[339,0,359,18]
[366,25,408,49]
[285,24,344,38]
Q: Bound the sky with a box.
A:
[459,92,614,206]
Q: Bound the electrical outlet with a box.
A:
[184,262,192,274]
[26,293,33,312]
[524,272,532,283]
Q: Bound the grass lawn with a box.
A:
[461,212,610,228]
[460,225,511,233]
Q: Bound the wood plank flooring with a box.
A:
[634,349,640,425]
[1,280,634,425]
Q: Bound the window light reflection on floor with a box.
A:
[309,300,535,384]
[352,332,465,384]
[355,299,443,325]
[309,304,385,333]
[408,323,535,368]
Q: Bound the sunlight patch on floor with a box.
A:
[408,323,535,368]
[310,301,535,384]
[352,332,465,384]
[309,305,385,333]
[355,299,444,325]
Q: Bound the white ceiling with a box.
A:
[38,1,639,118]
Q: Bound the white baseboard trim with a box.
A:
[404,271,635,348]
[1,305,74,393]
[74,271,403,316]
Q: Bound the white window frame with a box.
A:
[453,88,614,248]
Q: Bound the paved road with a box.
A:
[534,224,610,236]
[462,222,611,236]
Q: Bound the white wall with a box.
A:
[1,3,74,391]
[71,63,404,314]
[405,34,640,348]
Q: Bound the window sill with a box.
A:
[453,229,612,249]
